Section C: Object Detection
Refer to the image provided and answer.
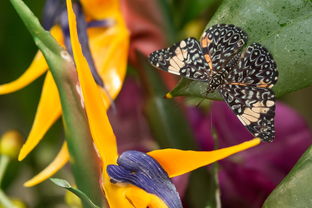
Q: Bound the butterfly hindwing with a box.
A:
[219,84,275,142]
[148,37,211,81]
[226,43,278,87]
[200,24,248,74]
[220,43,278,142]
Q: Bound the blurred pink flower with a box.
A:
[188,101,312,208]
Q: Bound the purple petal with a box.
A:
[107,78,155,153]
[42,0,65,30]
[87,19,115,28]
[107,151,182,208]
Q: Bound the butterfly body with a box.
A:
[148,24,278,142]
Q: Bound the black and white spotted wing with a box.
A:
[219,43,278,142]
[200,24,248,74]
[219,85,275,142]
[226,43,278,87]
[148,24,278,142]
[148,37,211,81]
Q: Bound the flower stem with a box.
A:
[0,189,17,208]
[0,156,10,187]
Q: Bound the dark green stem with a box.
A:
[9,0,103,206]
[0,189,17,208]
[0,156,10,187]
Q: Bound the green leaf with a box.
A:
[50,178,101,208]
[186,164,221,208]
[174,0,221,29]
[262,144,312,208]
[138,52,197,149]
[170,0,312,100]
[50,178,71,189]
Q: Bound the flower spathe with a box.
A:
[0,0,129,186]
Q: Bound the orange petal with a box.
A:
[24,142,69,187]
[88,24,129,101]
[18,72,62,161]
[66,1,143,207]
[0,26,63,95]
[125,185,168,208]
[80,0,120,20]
[66,0,117,164]
[148,138,261,178]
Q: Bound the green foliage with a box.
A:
[170,0,312,99]
[262,144,312,208]
[50,178,101,208]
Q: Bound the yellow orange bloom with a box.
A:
[0,0,129,186]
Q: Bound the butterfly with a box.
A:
[148,24,278,142]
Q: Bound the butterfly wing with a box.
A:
[219,84,275,142]
[219,43,278,142]
[227,43,278,87]
[200,24,248,74]
[148,37,211,81]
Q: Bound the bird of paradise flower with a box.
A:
[7,0,262,207]
[1,0,129,186]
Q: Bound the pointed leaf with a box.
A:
[50,178,101,208]
[262,144,312,208]
[50,178,71,188]
[24,142,69,187]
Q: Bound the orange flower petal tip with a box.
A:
[18,73,62,161]
[164,92,173,99]
[148,138,261,178]
[24,143,69,187]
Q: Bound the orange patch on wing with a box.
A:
[257,81,269,88]
[229,82,247,86]
[204,54,213,69]
[201,37,211,47]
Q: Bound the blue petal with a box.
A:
[87,19,115,28]
[42,0,65,30]
[42,0,116,107]
[107,151,182,208]
[58,2,104,87]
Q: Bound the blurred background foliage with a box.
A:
[1,0,312,207]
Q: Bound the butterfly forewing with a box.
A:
[200,24,248,73]
[219,84,275,142]
[148,37,211,81]
[226,43,278,87]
